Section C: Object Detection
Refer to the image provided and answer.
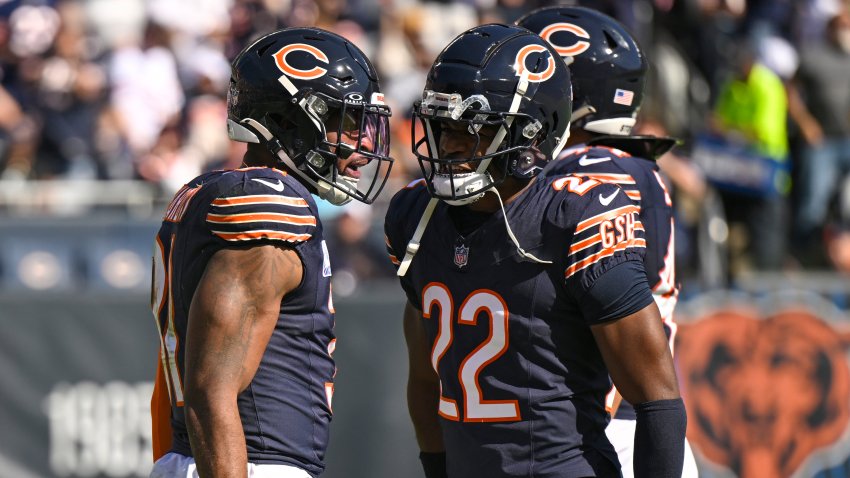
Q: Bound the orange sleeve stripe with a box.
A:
[211,195,309,207]
[151,356,173,462]
[568,233,647,258]
[212,230,313,242]
[565,238,647,278]
[584,173,636,184]
[235,166,288,175]
[403,178,426,189]
[625,190,641,201]
[388,254,400,265]
[568,233,602,255]
[575,205,640,234]
[207,212,316,225]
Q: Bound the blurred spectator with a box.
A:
[709,39,790,271]
[0,82,31,179]
[794,0,846,46]
[179,43,232,171]
[325,201,394,296]
[789,10,850,263]
[33,2,107,179]
[109,21,184,162]
[378,5,434,181]
[825,222,850,273]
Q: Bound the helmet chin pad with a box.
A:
[316,176,357,206]
[432,172,490,205]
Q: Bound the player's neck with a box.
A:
[566,128,594,147]
[242,144,280,169]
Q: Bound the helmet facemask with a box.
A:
[412,90,545,206]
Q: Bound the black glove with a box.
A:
[419,451,448,478]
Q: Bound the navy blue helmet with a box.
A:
[517,7,647,136]
[228,27,393,205]
[412,24,573,205]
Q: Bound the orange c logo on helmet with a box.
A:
[514,44,555,83]
[273,43,329,80]
[539,22,591,57]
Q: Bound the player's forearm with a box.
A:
[185,395,248,478]
[407,379,445,452]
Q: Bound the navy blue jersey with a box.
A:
[545,144,679,420]
[385,176,653,478]
[151,167,335,476]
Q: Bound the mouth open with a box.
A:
[437,164,475,175]
[341,158,368,179]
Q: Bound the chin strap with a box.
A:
[488,186,551,264]
[396,197,437,276]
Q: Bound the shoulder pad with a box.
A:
[207,168,316,244]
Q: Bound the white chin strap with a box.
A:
[233,118,354,206]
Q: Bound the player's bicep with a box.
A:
[185,245,302,397]
[590,302,679,404]
[403,301,437,385]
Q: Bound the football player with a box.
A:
[384,24,685,478]
[148,28,392,478]
[516,6,698,477]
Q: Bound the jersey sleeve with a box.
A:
[383,179,429,309]
[206,172,317,244]
[557,181,653,325]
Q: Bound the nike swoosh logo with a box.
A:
[578,155,612,166]
[599,189,620,206]
[252,178,285,192]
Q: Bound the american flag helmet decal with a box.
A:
[613,88,634,106]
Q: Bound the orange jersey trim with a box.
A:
[151,356,173,461]
[206,212,316,226]
[211,195,309,207]
[212,230,312,242]
[625,190,641,201]
[234,166,288,175]
[575,205,640,234]
[582,172,636,184]
[565,238,647,278]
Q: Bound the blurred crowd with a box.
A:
[1,0,850,293]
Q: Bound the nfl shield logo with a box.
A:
[454,244,469,268]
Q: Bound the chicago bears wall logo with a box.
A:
[273,43,329,80]
[514,44,555,83]
[538,22,591,57]
[676,299,850,478]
